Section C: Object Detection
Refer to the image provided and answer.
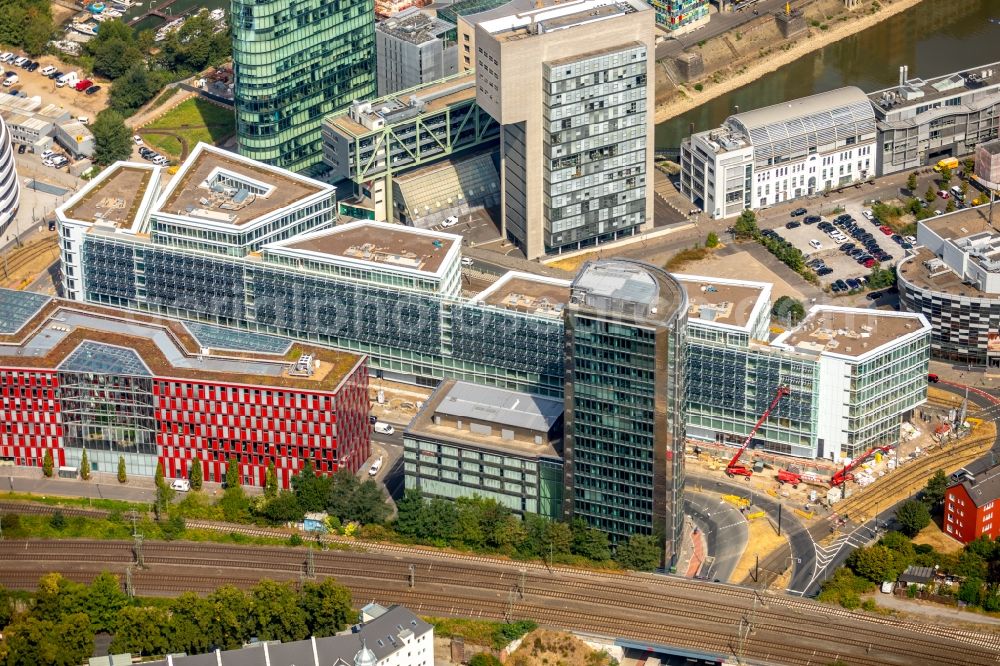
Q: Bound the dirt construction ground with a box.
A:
[1,48,110,120]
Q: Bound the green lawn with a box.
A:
[143,97,235,157]
[143,133,183,158]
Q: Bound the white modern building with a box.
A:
[0,114,19,237]
[680,87,878,219]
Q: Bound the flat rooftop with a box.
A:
[778,308,926,359]
[474,272,570,318]
[479,0,645,41]
[921,207,993,241]
[159,144,326,227]
[898,246,986,297]
[674,275,768,329]
[378,8,453,44]
[327,71,477,137]
[62,164,154,229]
[869,62,1000,113]
[0,288,362,391]
[571,260,686,323]
[407,379,562,458]
[277,221,460,275]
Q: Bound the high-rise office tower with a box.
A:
[232,0,376,173]
[563,260,688,567]
[473,0,655,259]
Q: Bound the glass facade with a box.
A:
[564,261,687,566]
[233,0,376,172]
[542,45,648,254]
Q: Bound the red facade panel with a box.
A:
[0,368,64,469]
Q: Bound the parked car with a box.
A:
[937,190,950,199]
[834,280,848,292]
[133,135,143,145]
[900,242,913,250]
[74,79,92,92]
[39,65,56,76]
[170,479,191,492]
[26,62,38,72]
[85,85,101,95]
[879,225,893,235]
[442,215,458,227]
[808,239,822,250]
[785,221,800,229]
[864,258,877,268]
[928,373,940,383]
[846,278,861,290]
[905,235,917,244]
[373,422,395,435]
[791,207,807,217]
[461,257,474,267]
[804,215,821,225]
[13,56,27,68]
[817,267,833,276]
[861,209,874,221]
[0,53,11,64]
[16,144,25,154]
[368,456,383,477]
[867,290,885,301]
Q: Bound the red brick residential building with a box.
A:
[0,289,369,488]
[944,461,1000,544]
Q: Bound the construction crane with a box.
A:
[726,386,790,479]
[830,445,893,487]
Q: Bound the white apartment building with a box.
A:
[680,87,878,219]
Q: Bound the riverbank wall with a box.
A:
[654,0,926,126]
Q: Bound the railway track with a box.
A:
[2,540,997,666]
[1,237,58,281]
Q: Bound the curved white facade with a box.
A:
[0,114,20,236]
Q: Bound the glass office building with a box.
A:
[233,0,376,172]
[564,260,687,567]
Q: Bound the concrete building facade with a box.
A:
[474,0,656,258]
[376,8,458,97]
[0,114,19,236]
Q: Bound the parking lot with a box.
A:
[2,51,110,121]
[761,203,914,293]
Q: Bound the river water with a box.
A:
[655,0,1000,150]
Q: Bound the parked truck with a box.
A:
[933,157,959,173]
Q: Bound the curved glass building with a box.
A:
[232,0,376,173]
[0,115,20,237]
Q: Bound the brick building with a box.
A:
[944,460,1000,544]
[0,288,369,488]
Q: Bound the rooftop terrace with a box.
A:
[474,272,570,318]
[0,288,362,391]
[898,246,987,298]
[277,221,461,275]
[777,308,927,359]
[62,164,154,230]
[158,144,327,227]
[674,274,769,330]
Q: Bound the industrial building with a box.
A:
[376,8,458,96]
[0,288,369,488]
[62,144,564,396]
[232,0,375,172]
[0,114,19,237]
[564,260,688,565]
[473,0,656,258]
[403,379,565,518]
[872,63,1000,176]
[680,87,878,219]
[945,460,1000,544]
[898,208,1000,366]
[143,604,433,666]
[321,72,499,223]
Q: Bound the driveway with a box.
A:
[684,490,749,583]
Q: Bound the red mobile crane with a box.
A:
[829,445,893,487]
[726,385,790,479]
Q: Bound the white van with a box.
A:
[56,71,78,88]
[40,65,56,76]
[13,57,27,68]
[808,239,822,250]
[170,478,191,492]
[3,74,17,87]
[950,185,964,200]
[368,456,383,476]
[373,422,394,435]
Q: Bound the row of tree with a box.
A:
[0,573,353,664]
[732,210,816,283]
[0,0,53,57]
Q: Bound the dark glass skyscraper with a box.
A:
[232,0,376,172]
[563,260,687,567]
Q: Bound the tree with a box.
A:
[168,593,216,654]
[955,550,988,580]
[705,231,720,248]
[939,165,953,186]
[109,606,171,656]
[772,295,806,325]
[49,511,66,530]
[247,580,308,643]
[348,480,390,525]
[84,572,127,634]
[922,469,948,510]
[20,8,54,57]
[160,513,185,540]
[847,545,902,582]
[469,654,503,666]
[117,456,127,484]
[2,613,93,666]
[42,450,53,477]
[264,462,278,500]
[225,457,241,489]
[571,519,611,561]
[958,578,984,605]
[879,531,915,559]
[206,585,251,650]
[394,489,427,537]
[733,209,759,239]
[895,500,930,537]
[109,64,156,115]
[79,450,90,481]
[293,460,333,513]
[92,110,133,166]
[963,158,975,178]
[0,584,14,629]
[616,534,662,571]
[154,462,175,518]
[87,20,144,80]
[189,457,203,491]
[867,263,896,289]
[259,490,304,524]
[299,579,353,637]
[906,172,917,192]
[924,184,937,203]
[33,573,88,624]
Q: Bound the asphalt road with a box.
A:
[655,0,797,62]
[687,471,815,593]
[684,490,748,583]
